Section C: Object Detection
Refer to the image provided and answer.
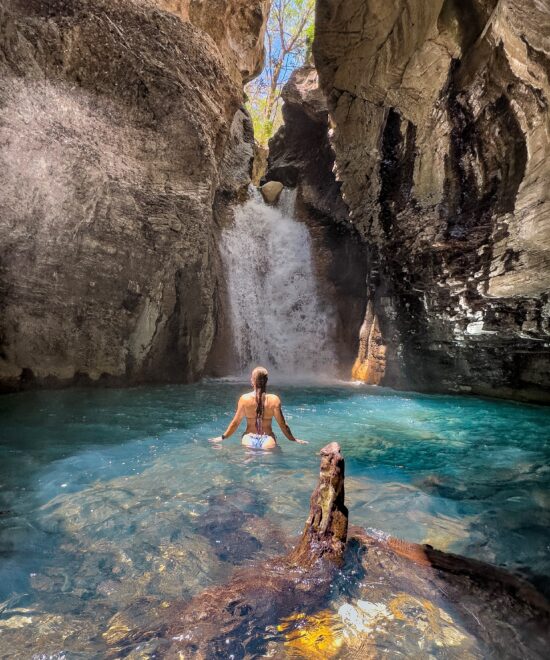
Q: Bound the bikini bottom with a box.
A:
[242,433,276,449]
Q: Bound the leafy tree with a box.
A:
[247,0,315,145]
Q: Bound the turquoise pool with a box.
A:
[0,381,549,656]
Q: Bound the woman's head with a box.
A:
[251,366,268,390]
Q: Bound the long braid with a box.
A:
[252,367,268,434]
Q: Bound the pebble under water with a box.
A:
[0,381,549,657]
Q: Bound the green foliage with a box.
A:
[248,98,283,146]
[245,0,315,146]
[305,18,315,62]
[248,97,275,145]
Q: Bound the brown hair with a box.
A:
[251,366,268,434]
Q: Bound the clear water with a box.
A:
[0,381,549,656]
[219,189,337,376]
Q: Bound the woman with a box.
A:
[210,366,308,449]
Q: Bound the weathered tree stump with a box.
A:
[106,442,348,658]
[106,442,550,658]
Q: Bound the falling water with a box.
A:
[220,188,336,377]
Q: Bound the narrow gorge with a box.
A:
[1,0,549,403]
[1,3,550,657]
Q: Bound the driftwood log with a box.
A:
[106,442,549,658]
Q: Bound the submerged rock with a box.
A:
[100,442,550,658]
[105,442,349,657]
[195,498,263,563]
[347,527,550,658]
[277,610,344,658]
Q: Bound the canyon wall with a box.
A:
[310,0,550,401]
[0,0,269,391]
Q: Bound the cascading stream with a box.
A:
[220,188,336,377]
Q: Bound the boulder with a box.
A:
[260,180,284,204]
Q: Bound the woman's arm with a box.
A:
[209,397,245,442]
[273,397,308,444]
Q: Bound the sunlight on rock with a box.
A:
[277,610,343,659]
[103,614,131,646]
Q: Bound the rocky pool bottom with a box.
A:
[0,381,549,657]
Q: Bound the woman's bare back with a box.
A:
[241,392,279,436]
[209,371,308,447]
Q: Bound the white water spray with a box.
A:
[220,188,336,377]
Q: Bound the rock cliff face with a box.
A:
[312,0,550,401]
[0,0,269,391]
[267,65,348,223]
[156,0,269,83]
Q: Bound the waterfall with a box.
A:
[220,188,336,377]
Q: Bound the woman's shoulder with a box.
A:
[240,391,280,404]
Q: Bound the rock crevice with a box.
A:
[265,65,368,375]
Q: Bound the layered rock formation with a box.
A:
[310,0,550,402]
[157,0,269,83]
[0,0,269,391]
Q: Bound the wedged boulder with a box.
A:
[260,180,284,204]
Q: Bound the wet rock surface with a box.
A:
[303,0,550,401]
[0,0,267,392]
[101,443,549,659]
[105,442,349,658]
[346,527,550,658]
